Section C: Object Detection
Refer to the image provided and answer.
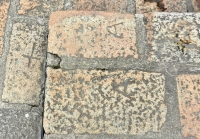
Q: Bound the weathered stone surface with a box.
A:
[2,22,46,105]
[191,0,200,12]
[69,0,135,14]
[136,0,187,13]
[44,68,167,135]
[0,109,42,139]
[136,0,187,44]
[163,0,187,12]
[177,74,200,139]
[149,13,200,63]
[18,0,64,17]
[0,0,10,56]
[48,11,137,59]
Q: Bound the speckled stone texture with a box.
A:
[48,11,137,59]
[0,109,42,139]
[149,13,200,63]
[69,0,135,14]
[0,0,10,56]
[44,68,167,135]
[177,74,200,139]
[2,22,46,105]
[18,0,64,17]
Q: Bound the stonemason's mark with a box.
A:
[107,22,124,38]
[22,44,40,68]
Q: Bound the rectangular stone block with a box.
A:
[177,75,200,139]
[2,22,46,105]
[0,0,10,56]
[149,13,200,63]
[48,11,138,59]
[70,0,135,14]
[44,68,167,135]
[18,0,64,17]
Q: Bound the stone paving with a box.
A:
[0,0,200,139]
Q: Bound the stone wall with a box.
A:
[0,0,200,139]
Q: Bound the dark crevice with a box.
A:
[41,34,48,139]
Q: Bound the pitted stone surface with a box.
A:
[44,68,167,135]
[177,74,200,139]
[149,13,200,63]
[136,1,187,44]
[18,0,64,17]
[2,22,46,105]
[70,0,135,14]
[48,11,137,59]
[0,0,10,56]
[163,0,187,12]
[0,109,41,139]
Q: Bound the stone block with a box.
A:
[0,0,10,56]
[48,11,137,59]
[149,13,200,63]
[18,0,64,17]
[0,109,42,139]
[177,74,200,139]
[2,22,46,105]
[44,68,167,135]
[69,0,135,14]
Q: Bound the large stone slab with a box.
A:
[0,109,42,139]
[18,0,64,17]
[44,68,167,135]
[177,74,200,139]
[2,22,46,105]
[149,13,200,63]
[0,0,10,56]
[48,11,137,59]
[69,0,135,14]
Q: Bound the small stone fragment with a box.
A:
[44,68,167,135]
[0,0,10,56]
[177,74,200,139]
[2,22,46,105]
[46,53,61,69]
[48,11,138,59]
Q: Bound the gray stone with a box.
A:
[0,109,42,139]
[149,13,200,64]
[47,53,61,69]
